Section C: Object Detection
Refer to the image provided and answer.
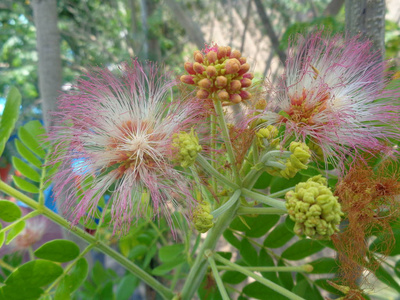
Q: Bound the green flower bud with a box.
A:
[192,201,214,233]
[172,129,202,168]
[280,142,311,179]
[285,176,344,240]
[256,126,279,148]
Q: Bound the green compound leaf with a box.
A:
[116,274,139,300]
[54,258,89,300]
[14,139,43,169]
[281,239,325,260]
[240,238,258,266]
[0,200,22,222]
[34,239,80,263]
[5,221,25,245]
[5,260,63,287]
[18,123,46,159]
[12,157,40,182]
[12,176,39,194]
[0,285,43,300]
[230,214,280,238]
[0,87,21,157]
[309,257,339,274]
[263,223,294,248]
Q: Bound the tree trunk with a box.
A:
[323,0,344,16]
[31,0,62,130]
[345,0,385,58]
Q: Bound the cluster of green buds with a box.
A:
[192,201,214,233]
[171,129,202,168]
[256,125,279,149]
[280,142,311,179]
[285,175,344,240]
[180,44,253,104]
[307,141,324,161]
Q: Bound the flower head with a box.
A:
[49,60,203,235]
[181,43,254,105]
[260,32,400,170]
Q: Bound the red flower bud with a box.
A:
[239,57,247,64]
[180,75,194,85]
[243,72,254,80]
[230,94,242,104]
[206,66,217,77]
[217,90,229,101]
[198,78,212,89]
[217,46,227,59]
[240,78,252,88]
[196,89,209,99]
[238,63,250,75]
[193,62,206,74]
[226,46,232,57]
[225,59,240,74]
[194,51,204,63]
[184,62,195,75]
[215,76,227,88]
[230,80,241,91]
[231,50,241,59]
[206,51,217,64]
[240,90,251,100]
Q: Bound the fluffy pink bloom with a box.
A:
[260,32,400,169]
[49,60,202,235]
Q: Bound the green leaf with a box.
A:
[223,230,241,249]
[34,239,80,263]
[12,176,39,193]
[0,224,4,249]
[128,245,148,261]
[0,200,22,222]
[264,223,294,248]
[309,257,339,274]
[243,281,287,300]
[12,157,40,182]
[222,267,247,285]
[270,173,303,194]
[0,285,43,300]
[370,228,400,256]
[151,257,185,276]
[292,274,323,300]
[375,265,400,293]
[95,281,113,300]
[5,221,25,245]
[230,214,280,238]
[92,261,108,286]
[314,278,344,295]
[253,172,273,189]
[158,244,184,263]
[281,239,325,260]
[0,87,21,156]
[5,259,63,287]
[395,260,400,278]
[240,238,258,266]
[277,259,293,290]
[116,274,138,300]
[55,258,88,300]
[142,245,157,269]
[259,250,280,283]
[15,139,42,169]
[18,124,46,159]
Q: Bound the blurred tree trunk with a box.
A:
[323,0,344,16]
[140,0,149,60]
[345,0,385,58]
[253,0,287,63]
[164,0,205,49]
[31,0,62,130]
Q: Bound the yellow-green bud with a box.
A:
[308,141,324,161]
[280,142,311,179]
[192,201,214,233]
[172,129,202,168]
[285,176,344,240]
[256,126,279,149]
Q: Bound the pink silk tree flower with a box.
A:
[260,32,400,170]
[48,60,203,236]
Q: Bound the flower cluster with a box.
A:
[48,60,203,235]
[259,32,400,170]
[192,201,214,233]
[285,175,343,239]
[180,44,253,104]
[172,129,202,168]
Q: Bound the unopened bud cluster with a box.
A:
[192,201,214,233]
[172,129,202,168]
[180,45,253,104]
[256,125,279,149]
[281,142,311,179]
[285,175,343,240]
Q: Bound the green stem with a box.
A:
[197,155,239,190]
[242,168,263,189]
[213,252,305,300]
[241,188,286,210]
[38,152,50,206]
[212,99,241,186]
[211,189,241,218]
[268,187,295,198]
[237,206,286,215]
[216,265,313,272]
[180,190,241,299]
[0,259,15,272]
[0,180,173,300]
[0,210,41,234]
[206,250,230,300]
[210,113,218,193]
